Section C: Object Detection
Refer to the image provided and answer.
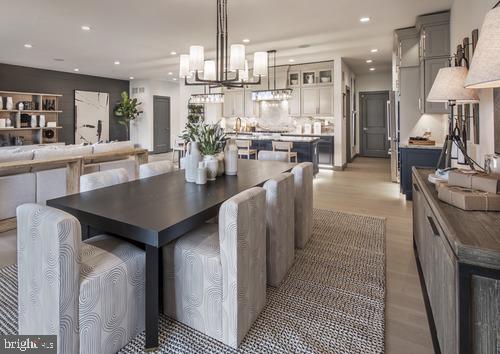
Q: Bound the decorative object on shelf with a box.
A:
[39,115,46,128]
[17,102,24,111]
[6,97,13,110]
[304,72,315,84]
[15,113,21,128]
[217,153,225,176]
[196,162,207,185]
[224,139,238,175]
[114,91,143,140]
[47,121,57,128]
[465,4,500,89]
[5,117,12,128]
[30,115,37,128]
[179,0,265,89]
[0,96,3,110]
[75,90,110,144]
[252,50,293,102]
[0,119,5,128]
[189,93,224,104]
[203,155,219,181]
[185,141,202,183]
[485,154,500,175]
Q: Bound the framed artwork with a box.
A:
[74,90,109,144]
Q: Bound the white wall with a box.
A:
[130,80,179,151]
[450,0,497,165]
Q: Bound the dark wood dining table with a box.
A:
[47,159,295,350]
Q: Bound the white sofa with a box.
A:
[0,141,140,221]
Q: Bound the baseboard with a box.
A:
[333,163,347,171]
[413,239,441,354]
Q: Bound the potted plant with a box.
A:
[197,122,227,180]
[114,91,143,140]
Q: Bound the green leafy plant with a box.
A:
[114,91,143,139]
[196,122,227,156]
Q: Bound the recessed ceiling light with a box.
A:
[129,76,134,80]
[173,78,178,81]
[114,61,120,65]
[242,39,250,43]
[370,67,376,71]
[370,49,378,53]
[289,59,295,63]
[170,51,177,55]
[81,25,91,31]
[366,59,373,63]
[74,68,80,72]
[360,17,371,23]
[168,72,173,75]
[24,44,32,48]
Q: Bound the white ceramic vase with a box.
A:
[204,155,218,181]
[31,115,37,128]
[196,162,207,185]
[6,97,13,110]
[39,115,46,127]
[224,139,238,176]
[0,97,3,110]
[185,142,202,183]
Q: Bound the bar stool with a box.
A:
[236,140,257,159]
[172,138,186,165]
[272,141,298,162]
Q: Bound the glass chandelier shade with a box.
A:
[204,60,216,80]
[179,54,191,78]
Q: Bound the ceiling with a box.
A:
[0,0,452,81]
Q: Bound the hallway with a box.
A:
[314,157,434,353]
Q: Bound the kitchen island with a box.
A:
[227,133,320,174]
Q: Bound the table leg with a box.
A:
[145,245,159,351]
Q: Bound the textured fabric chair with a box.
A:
[257,150,290,162]
[17,204,145,354]
[292,162,314,249]
[139,160,175,179]
[163,187,267,348]
[80,168,129,192]
[263,173,295,287]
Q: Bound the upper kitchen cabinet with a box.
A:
[301,86,333,116]
[421,57,449,114]
[301,69,333,86]
[395,27,420,68]
[288,89,301,117]
[244,89,256,117]
[416,11,450,60]
[288,72,300,87]
[223,90,245,117]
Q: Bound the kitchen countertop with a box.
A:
[225,133,320,143]
[399,143,444,150]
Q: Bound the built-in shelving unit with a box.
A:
[0,90,62,145]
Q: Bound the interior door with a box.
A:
[360,91,390,157]
[153,95,171,154]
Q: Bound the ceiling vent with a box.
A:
[131,87,145,94]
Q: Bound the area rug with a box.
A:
[0,209,386,353]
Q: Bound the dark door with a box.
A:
[153,96,171,154]
[345,87,351,162]
[360,91,389,158]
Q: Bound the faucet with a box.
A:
[235,117,242,132]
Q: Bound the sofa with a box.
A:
[0,141,143,222]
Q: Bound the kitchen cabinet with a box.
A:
[420,57,449,114]
[317,136,334,165]
[223,90,244,117]
[301,87,333,116]
[288,89,301,116]
[244,90,255,117]
[419,23,450,60]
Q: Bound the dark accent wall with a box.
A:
[0,63,129,144]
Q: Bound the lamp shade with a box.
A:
[239,60,249,81]
[204,60,216,80]
[189,45,204,72]
[465,7,500,88]
[229,44,245,71]
[253,52,268,77]
[427,66,479,103]
[179,54,191,78]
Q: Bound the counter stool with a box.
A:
[172,138,186,166]
[236,140,257,159]
[272,141,298,163]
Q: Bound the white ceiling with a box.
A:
[0,0,452,81]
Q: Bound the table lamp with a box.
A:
[427,66,479,169]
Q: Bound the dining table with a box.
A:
[47,159,295,350]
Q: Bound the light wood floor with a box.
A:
[315,157,433,354]
[0,156,433,353]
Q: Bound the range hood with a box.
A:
[252,50,292,102]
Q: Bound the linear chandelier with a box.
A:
[179,0,267,89]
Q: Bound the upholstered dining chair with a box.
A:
[272,141,298,162]
[139,160,174,179]
[163,187,267,348]
[235,140,257,159]
[80,168,129,192]
[263,173,295,287]
[17,204,145,354]
[291,162,314,249]
[257,150,289,162]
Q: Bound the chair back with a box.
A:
[17,204,81,354]
[139,160,174,179]
[258,150,289,162]
[272,141,293,152]
[235,140,251,149]
[263,173,295,286]
[291,162,314,248]
[218,187,266,347]
[80,168,128,192]
[174,138,186,149]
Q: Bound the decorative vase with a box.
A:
[217,153,225,176]
[5,117,11,127]
[18,102,24,111]
[204,155,219,181]
[39,115,46,127]
[185,142,202,183]
[6,97,13,110]
[15,113,21,128]
[31,115,38,128]
[224,139,238,176]
[0,96,3,110]
[196,162,207,185]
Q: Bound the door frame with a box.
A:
[359,90,390,157]
[153,95,171,154]
[345,87,352,162]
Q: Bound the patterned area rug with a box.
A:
[0,209,386,353]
